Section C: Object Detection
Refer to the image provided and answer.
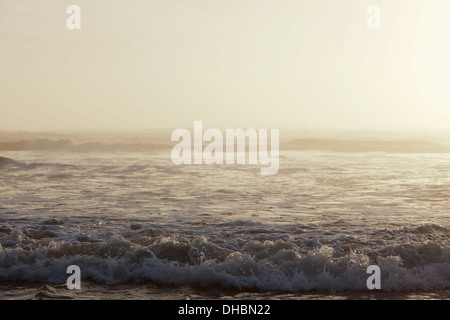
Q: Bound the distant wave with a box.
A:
[285,139,450,153]
[0,156,17,166]
[0,138,169,152]
[2,137,449,153]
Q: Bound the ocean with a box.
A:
[0,138,449,299]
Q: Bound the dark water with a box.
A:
[0,150,449,298]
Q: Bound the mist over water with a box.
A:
[2,0,450,300]
[0,132,449,299]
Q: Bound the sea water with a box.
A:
[0,149,449,299]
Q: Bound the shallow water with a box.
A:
[0,150,449,298]
[0,282,449,300]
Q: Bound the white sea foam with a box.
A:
[0,150,449,293]
[0,235,448,291]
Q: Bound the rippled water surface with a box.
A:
[0,150,449,299]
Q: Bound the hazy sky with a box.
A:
[1,0,449,131]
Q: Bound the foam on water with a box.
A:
[0,150,449,295]
[0,224,448,292]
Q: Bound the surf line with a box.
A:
[171,121,279,175]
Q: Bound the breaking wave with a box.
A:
[0,226,448,292]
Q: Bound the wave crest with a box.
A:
[0,236,448,292]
